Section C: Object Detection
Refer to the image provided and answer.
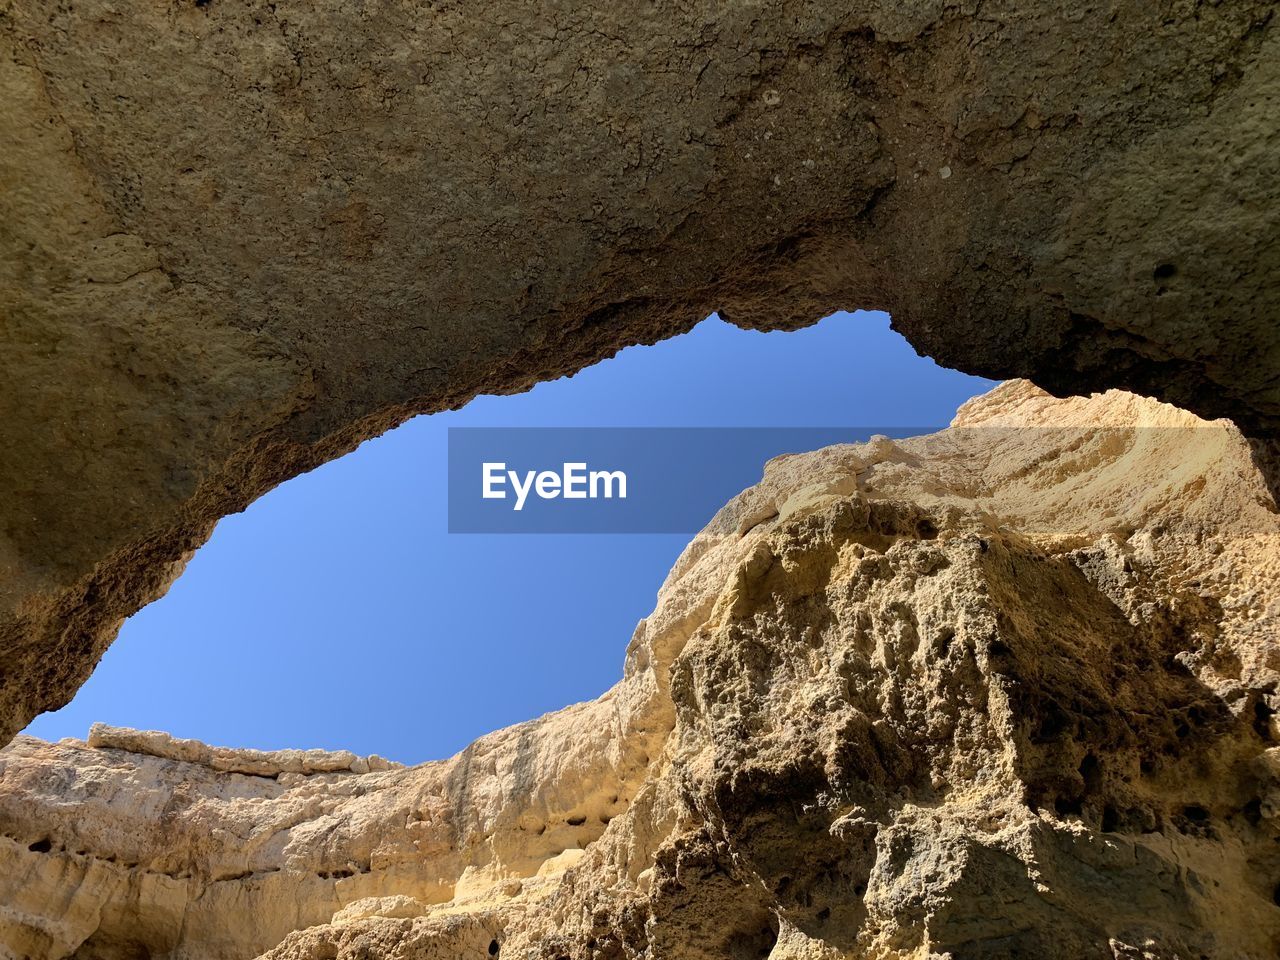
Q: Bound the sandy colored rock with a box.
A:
[2,1,1278,746]
[1,383,1276,959]
[85,723,401,777]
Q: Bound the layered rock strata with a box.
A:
[3,0,1278,743]
[2,382,1276,959]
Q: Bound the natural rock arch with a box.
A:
[1,0,1277,742]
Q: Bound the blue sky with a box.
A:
[24,312,994,764]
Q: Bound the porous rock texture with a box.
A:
[2,382,1277,959]
[2,0,1279,745]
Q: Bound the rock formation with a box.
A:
[2,0,1278,745]
[2,382,1276,959]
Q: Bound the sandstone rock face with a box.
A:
[2,383,1276,959]
[2,1,1277,744]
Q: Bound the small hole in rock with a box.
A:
[1243,798,1262,827]
[1055,796,1083,816]
[28,838,52,853]
[1183,805,1209,823]
[1078,753,1101,793]
[1101,804,1120,832]
[488,939,500,956]
[1034,702,1073,742]
[1153,262,1177,280]
[1253,699,1274,741]
[566,815,586,826]
[933,628,955,655]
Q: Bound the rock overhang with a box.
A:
[0,0,1277,795]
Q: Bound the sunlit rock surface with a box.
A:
[2,383,1276,959]
[2,0,1278,745]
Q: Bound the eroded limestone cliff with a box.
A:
[2,383,1276,959]
[2,0,1277,745]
